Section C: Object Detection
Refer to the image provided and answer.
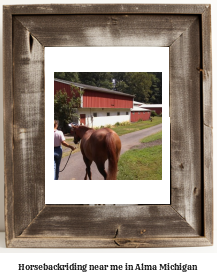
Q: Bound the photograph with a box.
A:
[45,47,170,205]
[54,72,163,181]
[1,2,215,263]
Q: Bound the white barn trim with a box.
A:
[77,108,130,128]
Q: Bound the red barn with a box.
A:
[54,78,134,127]
[130,107,151,122]
[139,104,162,115]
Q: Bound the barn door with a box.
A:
[80,114,86,125]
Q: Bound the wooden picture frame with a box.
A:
[3,4,212,248]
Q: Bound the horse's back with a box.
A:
[89,128,110,161]
[87,128,121,162]
[93,128,121,149]
[95,128,121,157]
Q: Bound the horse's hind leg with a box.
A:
[85,166,92,180]
[83,157,92,180]
[96,163,107,180]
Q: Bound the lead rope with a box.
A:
[59,149,73,172]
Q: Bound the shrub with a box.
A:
[105,124,112,128]
[115,122,120,126]
[120,121,131,126]
[137,118,143,122]
[151,111,158,117]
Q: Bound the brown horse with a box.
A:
[72,125,121,180]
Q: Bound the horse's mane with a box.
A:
[79,125,93,131]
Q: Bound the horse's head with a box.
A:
[72,125,81,144]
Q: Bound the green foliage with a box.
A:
[117,145,162,180]
[54,85,83,133]
[105,124,112,128]
[115,122,120,126]
[120,121,131,126]
[113,72,162,103]
[137,118,143,122]
[151,111,158,117]
[123,72,153,103]
[78,72,114,89]
[54,72,162,104]
[149,72,162,104]
[54,72,80,82]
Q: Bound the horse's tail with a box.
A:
[105,132,121,180]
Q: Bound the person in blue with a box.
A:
[54,120,75,180]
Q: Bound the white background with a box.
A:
[46,47,170,204]
[0,0,216,277]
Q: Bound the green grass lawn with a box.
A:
[111,117,162,136]
[141,131,162,143]
[117,131,162,180]
[117,145,162,180]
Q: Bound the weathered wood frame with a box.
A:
[3,4,212,248]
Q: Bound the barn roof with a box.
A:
[131,107,151,112]
[133,101,145,106]
[140,104,162,108]
[54,78,135,98]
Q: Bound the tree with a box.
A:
[113,72,154,103]
[54,85,83,133]
[149,72,162,104]
[112,72,129,92]
[54,72,80,82]
[78,72,113,89]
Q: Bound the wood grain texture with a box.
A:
[201,6,213,244]
[16,15,197,47]
[203,126,213,243]
[3,4,207,15]
[7,236,212,248]
[170,17,202,235]
[3,6,14,247]
[20,205,199,238]
[13,17,45,237]
[3,4,212,248]
[202,6,212,129]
